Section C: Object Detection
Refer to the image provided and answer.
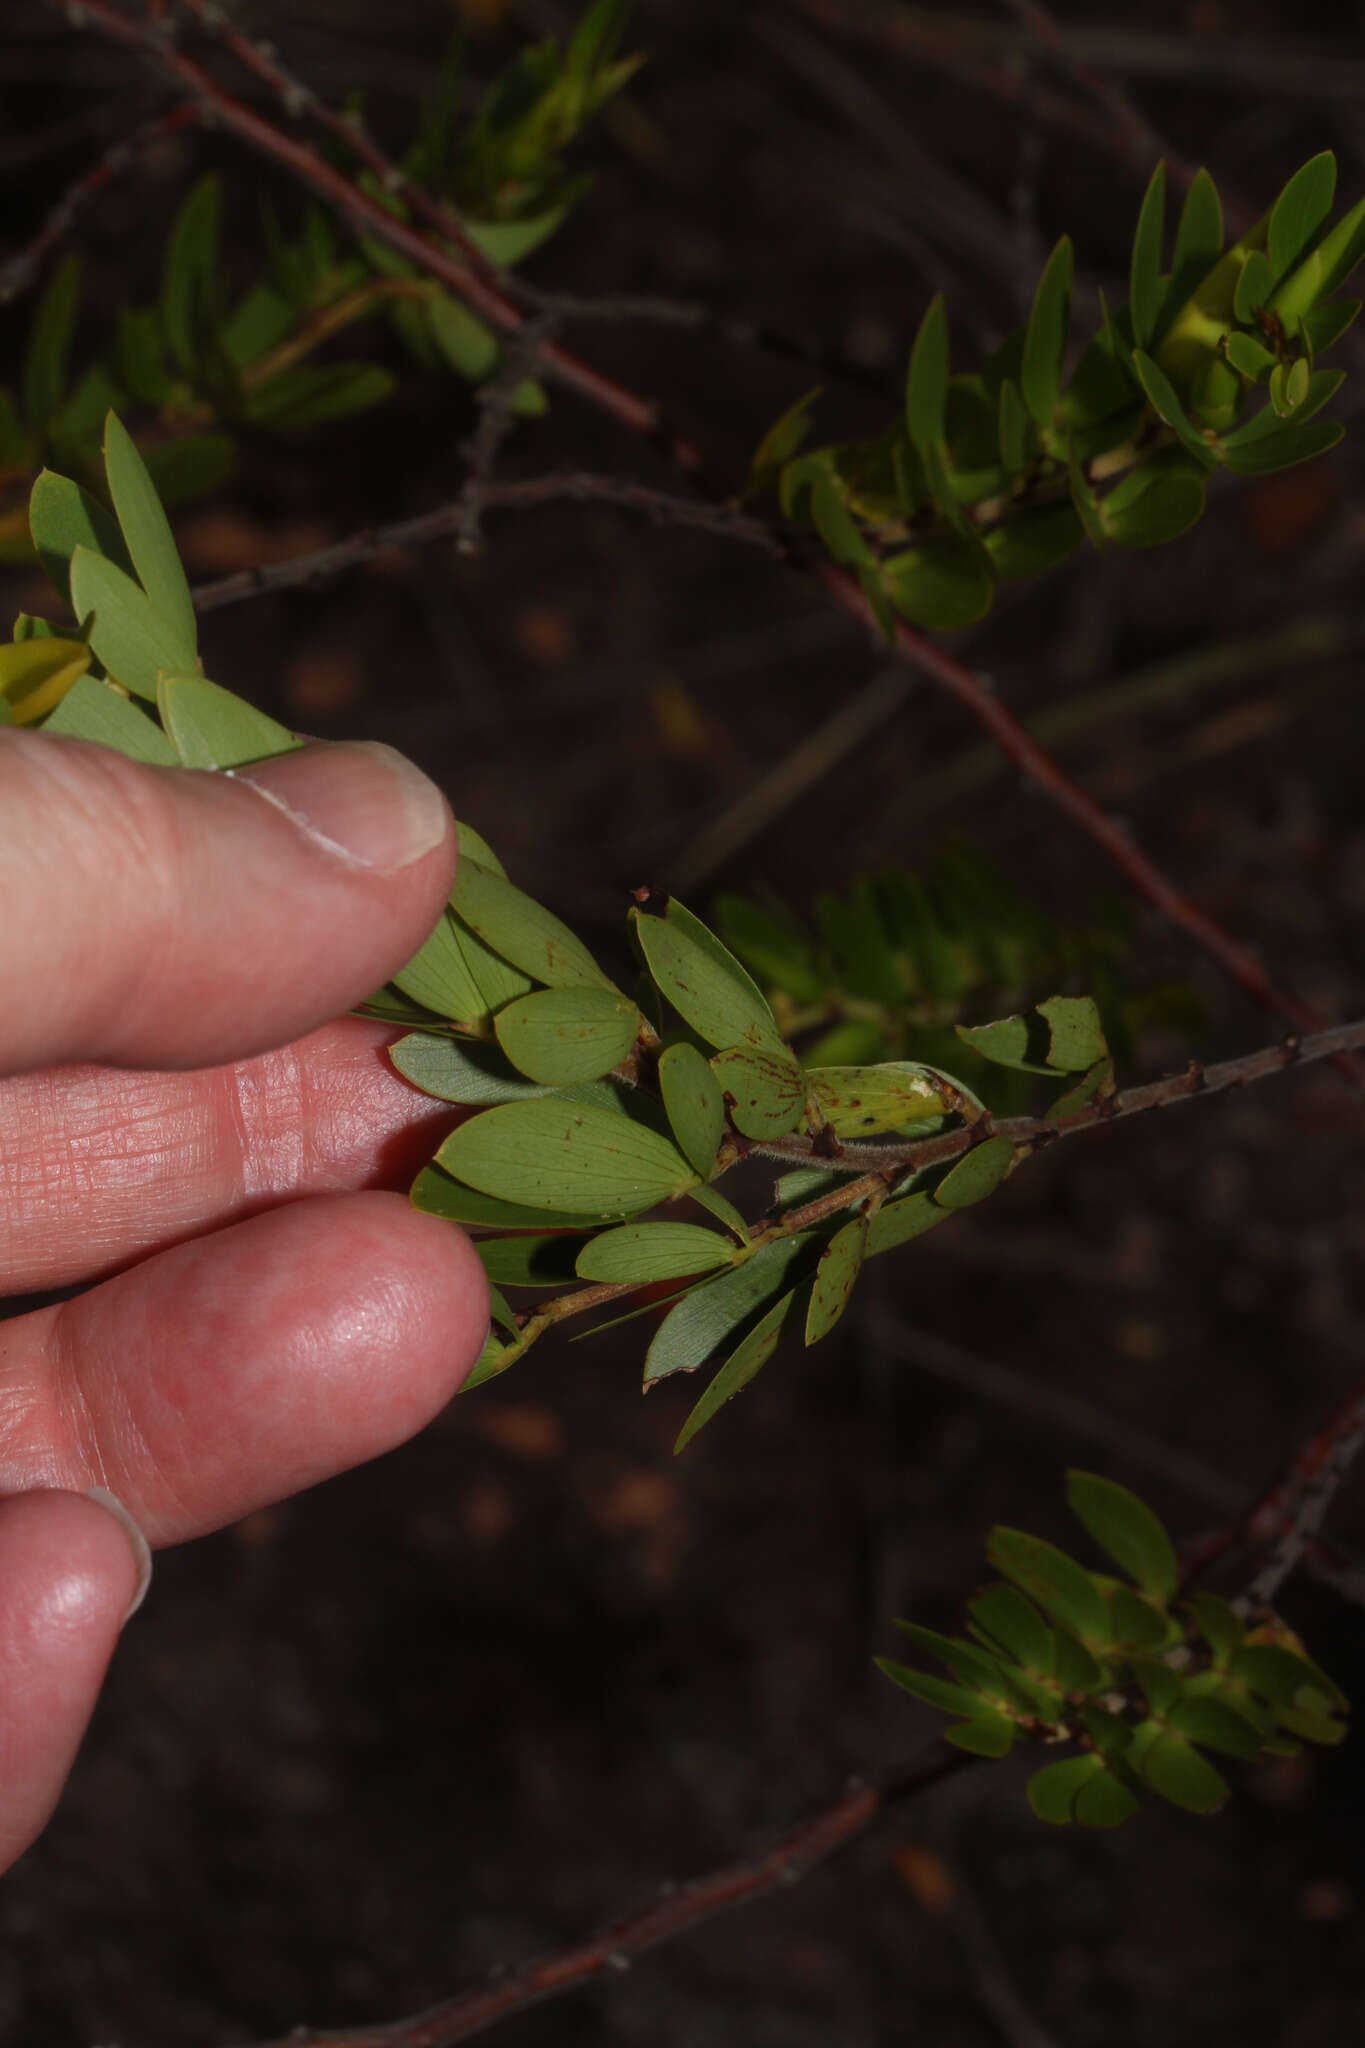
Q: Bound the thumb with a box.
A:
[0,730,455,1073]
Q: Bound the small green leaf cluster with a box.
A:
[756,154,1365,633]
[714,844,1200,1091]
[0,1,638,551]
[10,423,1125,1456]
[879,1473,1348,1826]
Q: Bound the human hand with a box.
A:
[0,730,490,1870]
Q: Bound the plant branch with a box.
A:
[0,102,197,307]
[190,474,779,611]
[172,0,531,300]
[1180,1364,1365,1602]
[498,1016,1365,1359]
[229,1743,971,2048]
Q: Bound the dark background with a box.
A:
[4,2,1365,2042]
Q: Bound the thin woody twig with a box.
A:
[1181,1365,1365,1601]
[230,1745,971,2048]
[824,563,1364,1071]
[172,0,525,300]
[0,102,197,307]
[190,474,779,611]
[507,1016,1365,1351]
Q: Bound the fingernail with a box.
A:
[233,742,450,873]
[86,1487,152,1626]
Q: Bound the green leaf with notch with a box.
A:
[658,1040,726,1176]
[157,674,299,769]
[494,986,641,1084]
[575,1221,735,1284]
[439,1097,696,1218]
[67,547,199,701]
[1038,995,1108,1071]
[101,412,197,659]
[1066,1471,1178,1601]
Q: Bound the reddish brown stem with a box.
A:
[233,1745,970,2048]
[0,103,198,307]
[824,563,1363,1074]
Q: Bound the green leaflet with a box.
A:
[905,294,950,458]
[932,1135,1014,1209]
[410,1162,611,1233]
[1267,151,1336,281]
[658,1041,726,1177]
[67,546,199,702]
[986,1528,1111,1648]
[1066,1471,1179,1603]
[494,986,641,1084]
[23,254,80,431]
[477,1233,586,1288]
[437,1097,697,1217]
[157,673,300,770]
[37,674,178,765]
[392,914,490,1025]
[632,898,784,1053]
[452,858,616,992]
[29,469,133,611]
[574,1222,735,1284]
[882,532,994,631]
[804,1212,867,1344]
[101,413,198,660]
[1020,237,1073,431]
[1029,1755,1138,1829]
[673,1286,803,1453]
[643,1233,817,1385]
[709,1045,806,1140]
[389,1032,557,1104]
[804,1062,950,1138]
[1128,162,1167,352]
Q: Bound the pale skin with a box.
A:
[0,729,491,1871]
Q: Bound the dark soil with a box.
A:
[4,3,1365,2043]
